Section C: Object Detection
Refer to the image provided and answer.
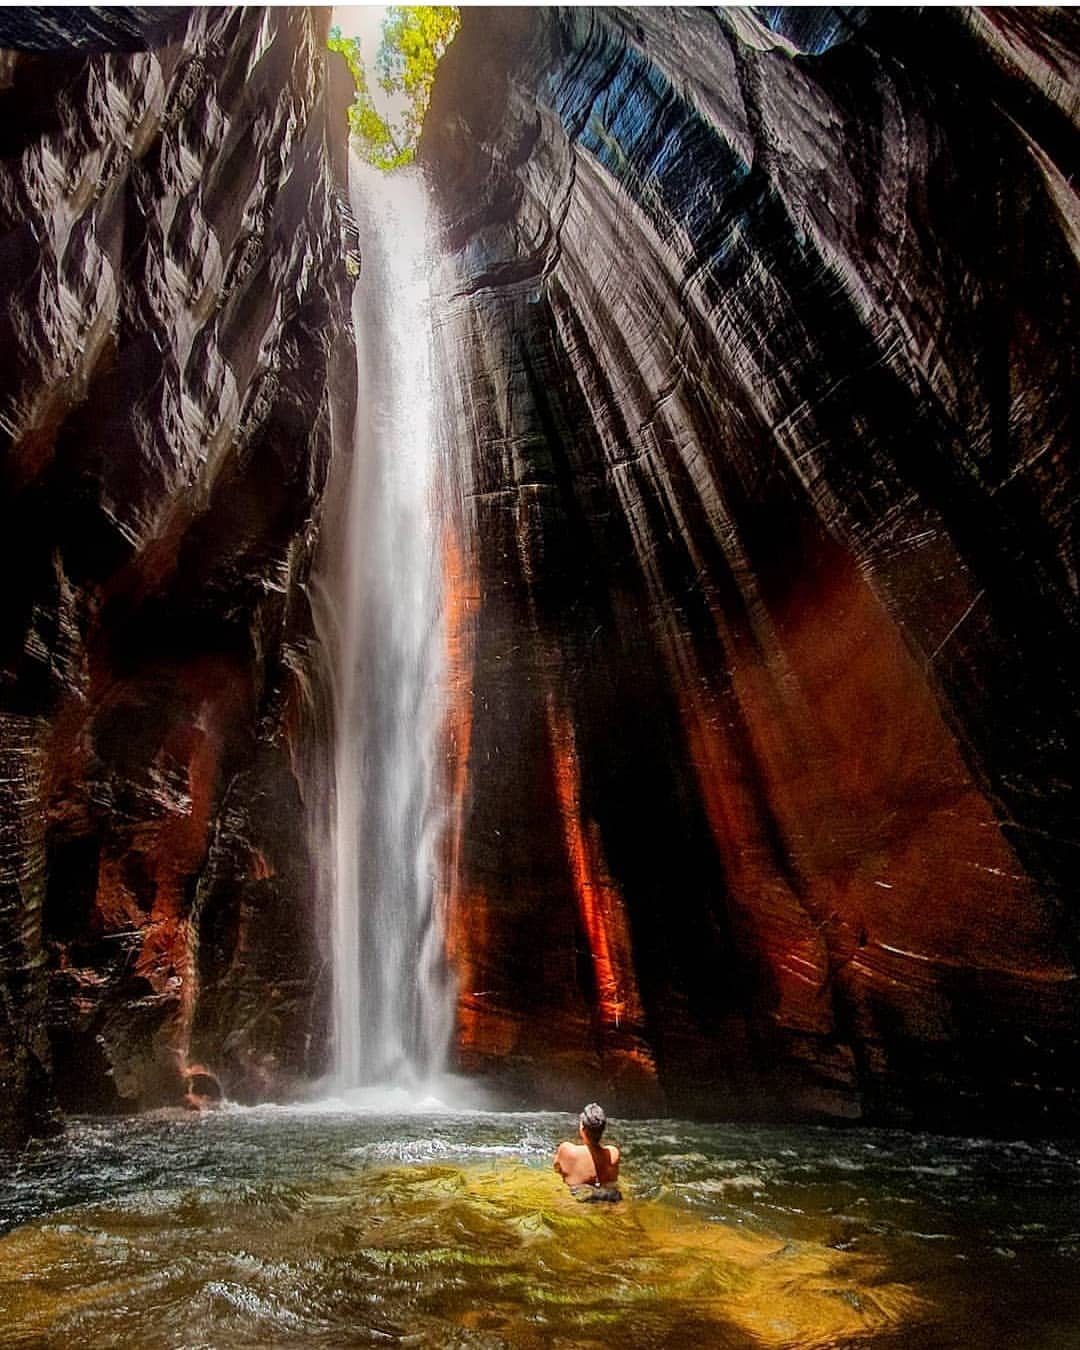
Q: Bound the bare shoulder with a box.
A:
[607,1144,621,1163]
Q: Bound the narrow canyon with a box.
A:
[1,5,1077,1147]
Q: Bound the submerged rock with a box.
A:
[422,7,1080,1130]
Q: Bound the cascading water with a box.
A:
[313,155,454,1094]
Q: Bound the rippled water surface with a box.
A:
[3,1103,1080,1348]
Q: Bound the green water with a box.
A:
[3,1102,1080,1348]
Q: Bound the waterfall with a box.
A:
[314,155,453,1093]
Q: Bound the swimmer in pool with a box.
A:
[553,1102,622,1201]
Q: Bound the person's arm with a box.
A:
[553,1142,570,1177]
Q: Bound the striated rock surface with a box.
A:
[0,7,354,1142]
[423,6,1080,1129]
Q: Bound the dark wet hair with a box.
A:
[579,1102,606,1142]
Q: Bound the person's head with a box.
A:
[579,1101,606,1144]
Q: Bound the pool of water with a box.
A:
[3,1099,1080,1348]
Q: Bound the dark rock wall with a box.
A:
[0,7,353,1142]
[423,7,1080,1129]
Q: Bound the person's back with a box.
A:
[554,1102,621,1198]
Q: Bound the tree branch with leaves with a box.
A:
[329,7,460,172]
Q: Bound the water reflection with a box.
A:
[3,1109,1080,1347]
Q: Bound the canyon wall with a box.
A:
[424,6,1080,1130]
[0,7,353,1143]
[2,3,1078,1144]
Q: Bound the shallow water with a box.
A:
[3,1104,1080,1348]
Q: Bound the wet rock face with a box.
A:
[424,7,1080,1129]
[0,8,353,1142]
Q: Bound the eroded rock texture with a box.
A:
[424,7,1080,1129]
[0,7,353,1142]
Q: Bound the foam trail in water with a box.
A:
[314,154,454,1094]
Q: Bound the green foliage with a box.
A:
[329,8,460,172]
[328,26,408,171]
[377,7,460,127]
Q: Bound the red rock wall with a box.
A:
[0,7,354,1141]
[423,7,1080,1129]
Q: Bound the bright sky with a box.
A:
[333,6,404,125]
[333,5,388,62]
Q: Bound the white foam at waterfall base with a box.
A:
[228,1074,492,1118]
[311,154,455,1096]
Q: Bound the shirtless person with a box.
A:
[553,1102,622,1200]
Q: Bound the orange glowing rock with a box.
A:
[545,696,645,1036]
